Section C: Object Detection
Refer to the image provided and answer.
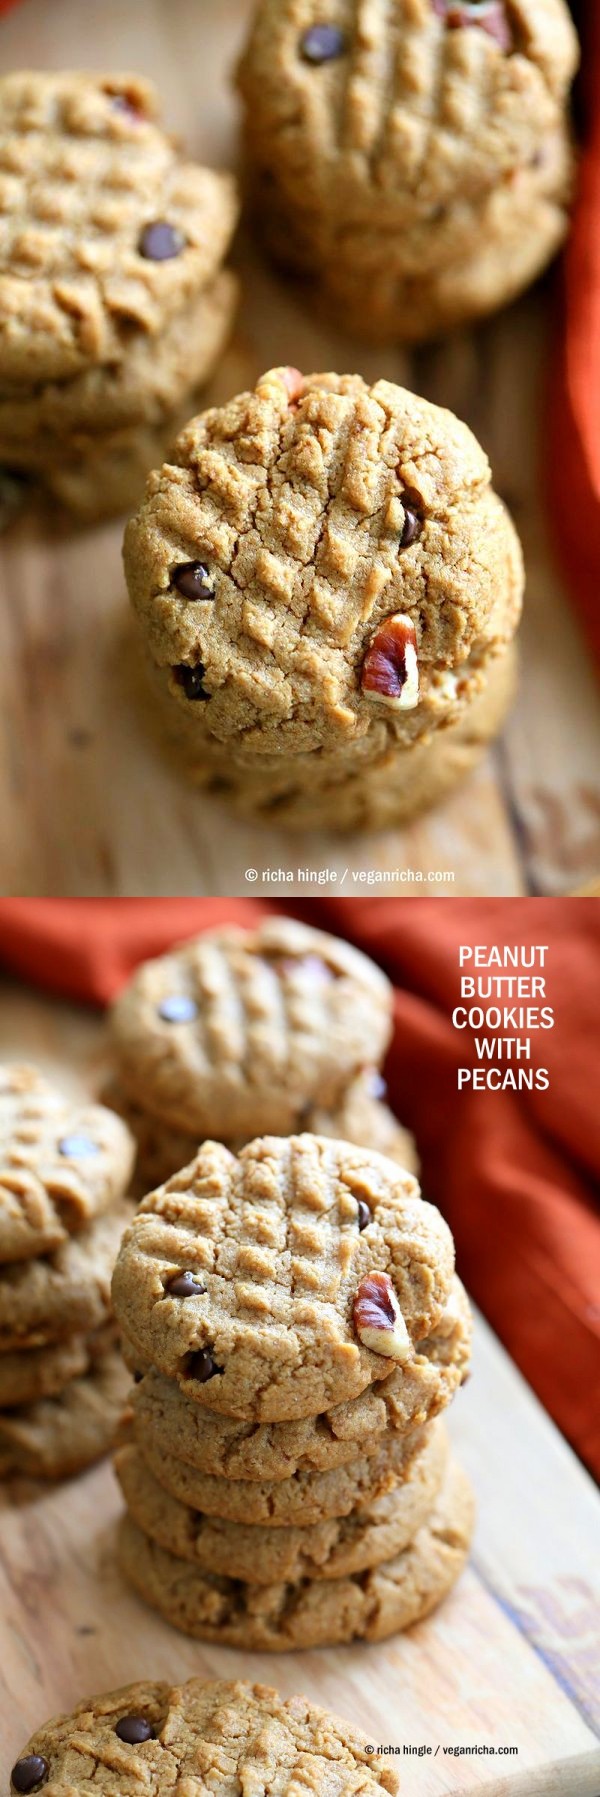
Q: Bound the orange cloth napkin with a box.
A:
[0,895,598,1479]
[549,6,600,669]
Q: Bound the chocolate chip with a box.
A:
[133,1370,143,1384]
[139,220,185,261]
[400,503,422,548]
[171,562,215,601]
[109,92,143,120]
[357,1200,371,1232]
[115,1715,154,1744]
[187,1349,222,1382]
[157,995,198,1023]
[57,1134,100,1158]
[368,1071,387,1100]
[167,1270,207,1297]
[173,663,211,701]
[300,24,346,62]
[11,1760,49,1794]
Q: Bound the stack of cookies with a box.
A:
[8,1676,400,1797]
[105,917,417,1195]
[0,1064,134,1479]
[124,366,523,829]
[0,71,238,521]
[237,0,578,342]
[112,1133,474,1650]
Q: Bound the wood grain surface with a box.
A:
[0,984,599,1796]
[0,0,599,899]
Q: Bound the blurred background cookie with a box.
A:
[237,0,579,340]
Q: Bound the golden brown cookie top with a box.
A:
[124,366,522,754]
[9,1677,398,1797]
[0,1062,134,1263]
[237,0,578,220]
[0,71,237,383]
[109,917,393,1137]
[111,1133,454,1421]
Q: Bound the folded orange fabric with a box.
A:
[0,896,598,1479]
[549,6,600,669]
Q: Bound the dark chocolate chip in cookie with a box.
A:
[187,1348,223,1382]
[115,1715,154,1744]
[57,1133,100,1158]
[173,663,211,701]
[157,995,199,1023]
[167,1271,207,1297]
[432,0,512,50]
[11,1760,49,1794]
[139,220,186,261]
[368,1070,387,1099]
[357,1199,371,1232]
[301,24,346,63]
[171,562,215,601]
[400,502,423,548]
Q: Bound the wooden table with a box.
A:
[1,982,599,1797]
[1,0,599,899]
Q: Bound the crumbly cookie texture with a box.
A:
[0,1339,128,1478]
[118,1456,474,1649]
[0,71,238,384]
[237,0,578,340]
[109,919,393,1139]
[9,1677,398,1797]
[0,1200,130,1351]
[0,271,237,447]
[102,1067,417,1199]
[126,1276,470,1480]
[116,1421,447,1583]
[133,1419,426,1529]
[0,1064,134,1264]
[124,367,523,772]
[111,1134,453,1420]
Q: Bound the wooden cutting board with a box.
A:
[0,984,599,1796]
[0,0,599,899]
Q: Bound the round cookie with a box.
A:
[126,1276,471,1480]
[184,638,517,831]
[102,1066,417,1199]
[124,368,523,783]
[111,1134,454,1419]
[237,1,578,341]
[0,72,238,384]
[118,1455,474,1649]
[0,1340,129,1478]
[116,1421,448,1582]
[0,1200,130,1351]
[0,1063,134,1263]
[134,1421,425,1529]
[9,1677,398,1797]
[109,919,393,1139]
[0,271,238,450]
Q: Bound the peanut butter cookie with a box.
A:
[124,366,523,823]
[237,0,578,340]
[9,1678,397,1797]
[111,1134,453,1419]
[0,1064,134,1263]
[117,1455,474,1648]
[109,919,393,1140]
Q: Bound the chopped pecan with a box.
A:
[353,1271,411,1360]
[361,613,419,710]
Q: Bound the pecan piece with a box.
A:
[353,1271,411,1361]
[361,613,419,710]
[432,0,513,51]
